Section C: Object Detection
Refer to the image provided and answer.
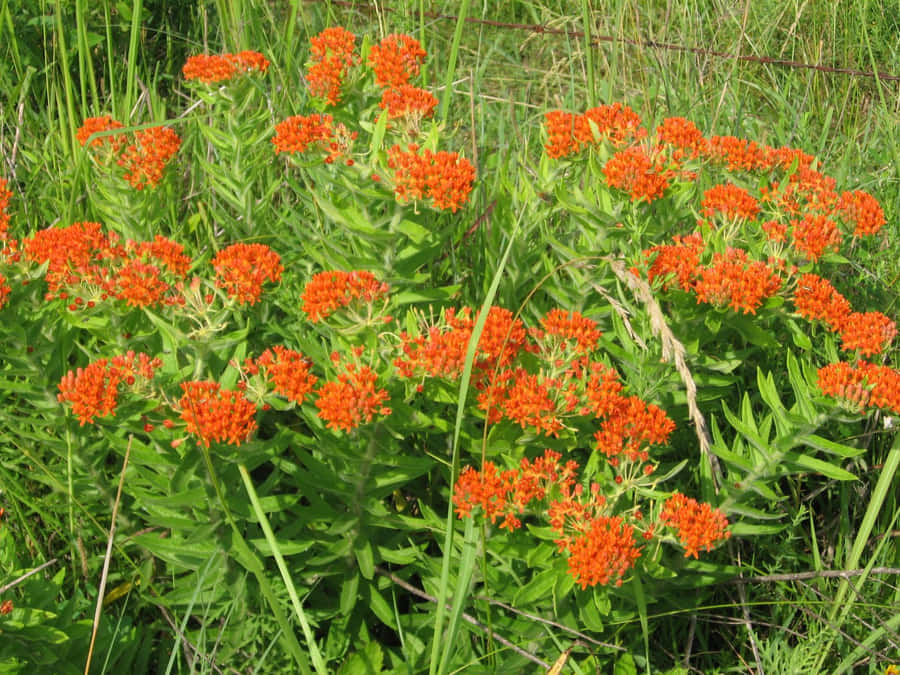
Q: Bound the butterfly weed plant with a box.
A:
[0,19,897,675]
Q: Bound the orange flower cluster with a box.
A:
[76,116,125,151]
[817,360,900,415]
[118,126,181,190]
[645,232,705,291]
[249,346,318,405]
[501,369,571,437]
[454,452,651,587]
[386,143,476,212]
[23,223,191,309]
[77,117,179,189]
[532,309,602,353]
[314,360,391,432]
[563,516,642,588]
[792,273,851,330]
[453,451,577,530]
[307,27,358,104]
[23,221,117,294]
[379,85,438,121]
[0,177,11,240]
[272,114,357,162]
[178,380,258,447]
[655,116,707,160]
[0,274,9,309]
[593,395,675,467]
[182,50,270,84]
[703,135,766,172]
[543,104,647,158]
[0,600,13,615]
[692,248,783,315]
[602,146,673,203]
[211,243,283,305]
[58,352,162,425]
[700,183,760,223]
[367,34,426,89]
[300,270,389,322]
[789,213,842,262]
[839,311,897,357]
[394,306,527,380]
[837,189,886,237]
[659,492,730,558]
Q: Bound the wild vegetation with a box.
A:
[0,1,898,673]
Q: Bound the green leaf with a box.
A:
[354,536,375,580]
[614,652,637,675]
[781,450,857,481]
[514,568,558,606]
[340,571,360,616]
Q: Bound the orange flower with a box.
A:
[817,361,871,411]
[861,362,900,414]
[254,346,318,404]
[272,114,356,161]
[789,213,842,261]
[314,362,391,432]
[583,362,624,418]
[594,395,675,463]
[761,145,815,172]
[23,221,120,294]
[118,126,181,190]
[792,273,851,330]
[561,515,641,588]
[659,492,730,558]
[395,306,526,380]
[645,231,705,291]
[453,461,517,523]
[212,243,283,305]
[692,248,783,315]
[839,311,897,356]
[178,380,258,447]
[502,368,566,437]
[0,177,11,240]
[534,309,602,353]
[387,144,475,212]
[113,259,169,307]
[379,85,438,121]
[579,104,647,148]
[367,34,426,89]
[300,270,389,322]
[817,360,900,415]
[543,111,581,159]
[128,235,192,276]
[837,189,886,237]
[656,116,706,159]
[454,451,577,531]
[761,219,788,243]
[0,600,12,615]
[704,135,765,172]
[182,54,236,83]
[307,27,358,104]
[182,51,269,83]
[700,183,760,223]
[227,50,270,74]
[76,115,126,151]
[0,273,9,309]
[58,352,162,425]
[602,146,672,203]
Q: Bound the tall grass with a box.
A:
[1,0,898,672]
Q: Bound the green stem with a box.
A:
[238,464,328,675]
[197,445,311,673]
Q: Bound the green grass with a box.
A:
[1,0,899,672]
